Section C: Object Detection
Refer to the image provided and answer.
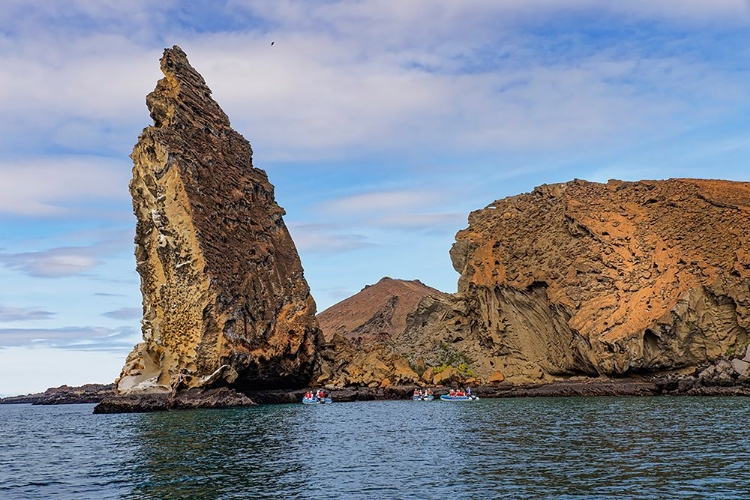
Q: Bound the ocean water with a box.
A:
[1,396,749,499]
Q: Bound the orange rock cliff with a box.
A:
[319,179,750,387]
[431,178,750,382]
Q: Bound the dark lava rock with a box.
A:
[0,384,115,405]
[93,387,255,414]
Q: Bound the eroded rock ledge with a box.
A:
[112,45,320,406]
[0,384,115,405]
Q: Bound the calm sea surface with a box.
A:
[1,396,749,499]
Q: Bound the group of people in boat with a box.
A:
[413,388,434,398]
[304,389,327,401]
[414,387,473,398]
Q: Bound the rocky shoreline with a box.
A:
[5,372,750,413]
[92,387,255,414]
[244,380,661,404]
[249,376,750,404]
[6,345,749,411]
[0,384,116,405]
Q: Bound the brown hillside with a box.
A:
[318,277,445,342]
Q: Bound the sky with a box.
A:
[0,1,749,396]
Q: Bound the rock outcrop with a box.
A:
[93,387,256,414]
[316,179,749,389]
[106,49,749,399]
[116,46,320,397]
[402,178,749,383]
[654,344,750,395]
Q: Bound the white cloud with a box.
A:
[318,190,444,215]
[0,1,746,166]
[287,223,372,253]
[604,0,750,22]
[288,192,465,254]
[101,307,141,320]
[233,0,750,37]
[0,306,55,322]
[0,247,100,277]
[0,325,137,349]
[0,36,159,119]
[372,212,466,231]
[0,156,131,216]
[172,31,743,165]
[0,346,126,396]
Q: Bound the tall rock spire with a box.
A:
[117,45,320,395]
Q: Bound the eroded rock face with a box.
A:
[117,46,320,394]
[434,178,750,382]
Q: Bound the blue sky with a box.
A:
[1,0,749,396]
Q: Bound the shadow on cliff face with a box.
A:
[230,356,316,391]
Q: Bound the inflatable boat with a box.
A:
[412,395,435,401]
[302,396,333,404]
[439,394,479,402]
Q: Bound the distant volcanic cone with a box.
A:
[116,46,321,395]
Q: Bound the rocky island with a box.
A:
[0,384,115,405]
[90,46,749,413]
[94,46,321,413]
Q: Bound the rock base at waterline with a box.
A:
[249,380,660,403]
[93,387,255,414]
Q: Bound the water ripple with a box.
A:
[1,397,749,499]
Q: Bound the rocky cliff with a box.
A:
[116,46,320,396]
[318,178,750,389]
[0,384,116,405]
[406,178,749,383]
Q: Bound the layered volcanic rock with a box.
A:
[116,46,320,396]
[402,178,749,383]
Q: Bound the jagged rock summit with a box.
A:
[314,278,445,389]
[314,278,439,389]
[116,46,320,397]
